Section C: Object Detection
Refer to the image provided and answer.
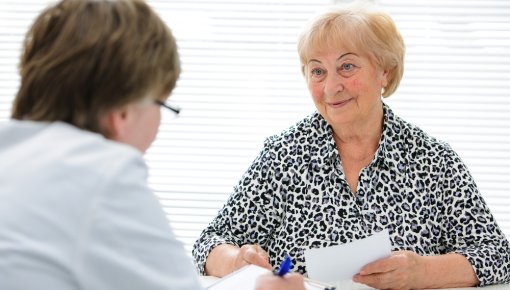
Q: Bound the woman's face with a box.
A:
[304,46,388,128]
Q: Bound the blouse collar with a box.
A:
[309,102,408,177]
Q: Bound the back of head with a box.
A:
[12,0,180,135]
[297,3,405,97]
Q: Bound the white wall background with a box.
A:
[0,0,509,254]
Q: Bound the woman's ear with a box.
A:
[101,106,130,142]
[381,68,390,88]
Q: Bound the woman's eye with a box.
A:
[341,63,354,71]
[311,68,323,76]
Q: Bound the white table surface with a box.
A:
[199,276,220,287]
[199,276,510,290]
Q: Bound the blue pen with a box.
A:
[276,255,293,276]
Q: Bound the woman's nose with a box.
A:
[324,73,344,96]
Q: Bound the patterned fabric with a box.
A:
[192,103,510,286]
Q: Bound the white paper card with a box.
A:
[304,229,391,283]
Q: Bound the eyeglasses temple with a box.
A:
[155,100,180,114]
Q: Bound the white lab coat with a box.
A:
[0,120,203,290]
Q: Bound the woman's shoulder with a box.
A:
[385,105,454,157]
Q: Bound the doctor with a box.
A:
[0,0,305,290]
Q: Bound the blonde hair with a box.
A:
[297,5,405,97]
[12,0,180,135]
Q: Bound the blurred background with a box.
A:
[1,0,509,254]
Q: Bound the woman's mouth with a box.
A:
[328,98,353,108]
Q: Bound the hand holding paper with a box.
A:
[304,229,392,284]
[352,250,426,289]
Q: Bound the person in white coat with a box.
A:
[0,1,304,290]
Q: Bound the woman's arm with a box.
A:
[439,147,510,285]
[192,139,282,276]
[354,145,510,288]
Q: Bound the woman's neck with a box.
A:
[331,104,384,193]
[332,104,384,161]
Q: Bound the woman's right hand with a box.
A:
[231,244,272,272]
[255,273,306,290]
[205,244,272,277]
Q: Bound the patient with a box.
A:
[0,1,304,290]
[193,3,510,289]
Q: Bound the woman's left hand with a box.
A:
[352,250,426,290]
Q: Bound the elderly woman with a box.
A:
[193,5,510,289]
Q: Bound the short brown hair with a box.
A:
[298,5,405,97]
[12,0,180,134]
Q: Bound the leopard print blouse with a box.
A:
[192,103,510,285]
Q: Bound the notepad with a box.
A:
[206,264,335,290]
